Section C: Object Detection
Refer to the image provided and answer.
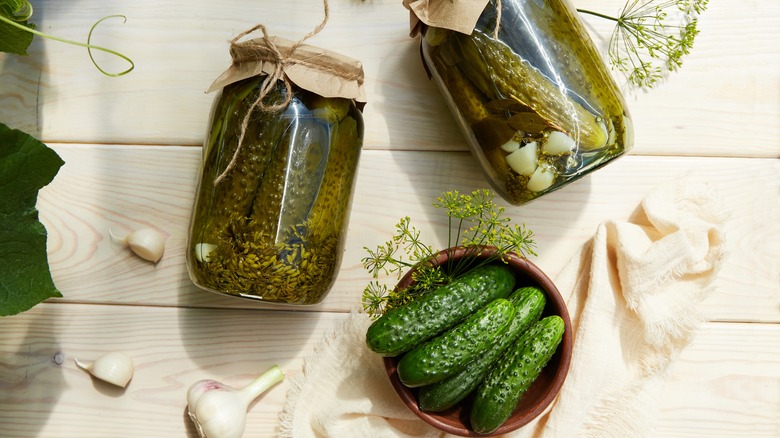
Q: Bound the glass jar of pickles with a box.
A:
[410,0,633,205]
[187,38,366,305]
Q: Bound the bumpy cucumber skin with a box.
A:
[365,264,515,357]
[470,315,565,435]
[397,298,515,388]
[418,286,546,412]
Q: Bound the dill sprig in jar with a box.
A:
[187,22,366,305]
[405,0,633,205]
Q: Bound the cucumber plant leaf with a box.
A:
[0,0,35,55]
[0,122,64,316]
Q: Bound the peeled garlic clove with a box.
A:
[126,228,166,262]
[111,228,166,263]
[543,131,576,156]
[75,352,134,388]
[526,162,556,192]
[194,243,217,263]
[499,138,521,153]
[505,141,538,176]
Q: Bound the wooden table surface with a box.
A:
[1,1,778,436]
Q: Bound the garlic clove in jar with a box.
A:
[526,162,557,192]
[110,228,166,263]
[499,138,522,153]
[542,131,576,156]
[505,141,538,176]
[194,243,217,263]
[75,352,134,388]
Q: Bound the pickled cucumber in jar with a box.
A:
[187,78,364,304]
[419,0,633,205]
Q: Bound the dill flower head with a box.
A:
[361,189,536,317]
[581,0,709,89]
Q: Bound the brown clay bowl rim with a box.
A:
[383,246,573,436]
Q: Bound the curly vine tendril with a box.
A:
[0,1,134,77]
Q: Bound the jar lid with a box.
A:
[404,0,489,36]
[208,35,366,103]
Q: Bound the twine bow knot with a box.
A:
[214,0,331,186]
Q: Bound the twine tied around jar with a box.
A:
[493,0,502,39]
[214,0,363,186]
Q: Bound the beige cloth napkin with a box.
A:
[278,179,727,438]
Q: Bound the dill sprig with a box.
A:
[578,0,708,89]
[361,189,536,317]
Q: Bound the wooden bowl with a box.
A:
[382,246,573,436]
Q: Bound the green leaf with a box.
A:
[0,0,35,55]
[0,122,64,316]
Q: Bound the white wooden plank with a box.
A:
[0,0,777,157]
[0,304,339,438]
[0,304,777,437]
[0,3,774,437]
[657,323,780,437]
[37,144,780,322]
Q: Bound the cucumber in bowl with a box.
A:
[365,263,515,357]
[417,286,547,412]
[375,247,573,437]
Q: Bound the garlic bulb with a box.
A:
[110,228,166,263]
[75,352,134,388]
[187,366,284,438]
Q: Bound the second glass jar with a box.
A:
[420,0,633,205]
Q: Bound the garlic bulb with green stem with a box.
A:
[74,351,134,388]
[187,365,285,438]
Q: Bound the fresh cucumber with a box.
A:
[418,286,546,412]
[365,264,515,357]
[470,315,565,434]
[396,298,515,388]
